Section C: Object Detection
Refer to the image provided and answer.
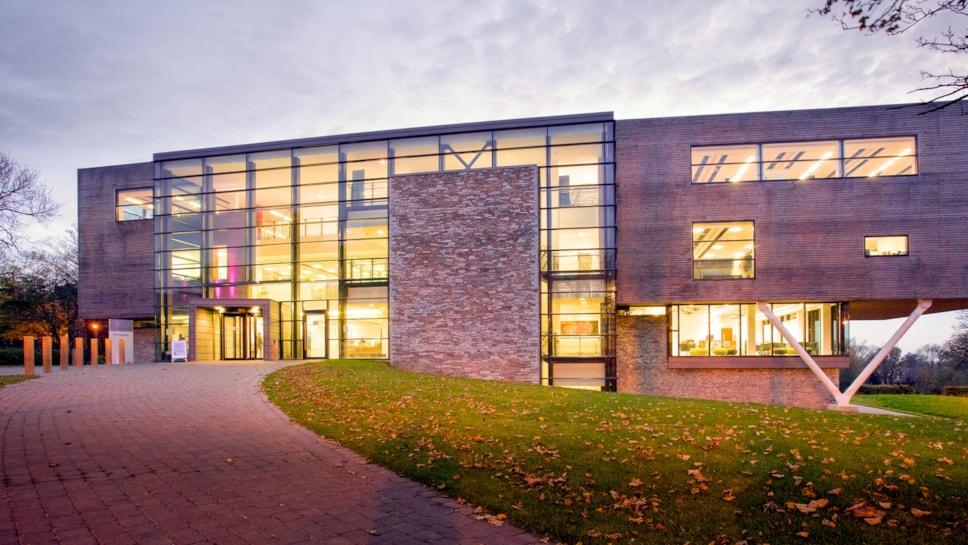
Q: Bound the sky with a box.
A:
[0,0,962,352]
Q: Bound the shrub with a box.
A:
[0,347,24,365]
[941,385,968,397]
[858,384,915,395]
[0,346,64,366]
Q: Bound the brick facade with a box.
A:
[617,315,839,409]
[78,162,156,360]
[77,162,155,321]
[389,167,540,383]
[615,104,968,319]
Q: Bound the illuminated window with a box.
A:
[844,137,917,178]
[692,136,916,183]
[865,235,909,256]
[691,144,758,183]
[669,303,846,356]
[693,221,754,279]
[116,188,153,221]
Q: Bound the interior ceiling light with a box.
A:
[799,151,834,180]
[732,155,757,182]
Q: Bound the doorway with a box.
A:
[305,312,328,359]
[221,312,263,360]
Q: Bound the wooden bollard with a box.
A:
[74,338,83,369]
[90,338,99,367]
[42,336,52,374]
[23,336,34,376]
[59,335,69,370]
[119,339,126,364]
[104,340,112,366]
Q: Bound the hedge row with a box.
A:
[0,347,67,366]
[857,384,916,395]
[941,386,968,397]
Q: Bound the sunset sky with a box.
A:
[1,0,961,350]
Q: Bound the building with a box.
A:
[78,103,968,409]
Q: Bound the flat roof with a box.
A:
[154,111,615,162]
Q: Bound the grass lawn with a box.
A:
[265,361,968,545]
[854,394,968,420]
[0,375,35,389]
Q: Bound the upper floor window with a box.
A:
[693,221,754,279]
[865,235,909,256]
[691,136,917,183]
[116,188,153,221]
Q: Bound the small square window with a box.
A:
[865,236,908,256]
[116,188,153,221]
[693,221,754,279]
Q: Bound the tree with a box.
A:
[938,310,968,371]
[0,229,79,341]
[814,0,968,109]
[0,152,60,254]
[843,338,879,385]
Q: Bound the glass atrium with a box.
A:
[152,116,616,388]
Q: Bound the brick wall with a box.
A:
[615,104,968,317]
[617,315,838,409]
[389,167,540,383]
[77,163,155,321]
[133,328,156,363]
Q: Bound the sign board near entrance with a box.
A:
[171,340,188,362]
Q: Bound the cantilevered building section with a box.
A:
[79,103,968,408]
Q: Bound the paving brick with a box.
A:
[0,362,545,544]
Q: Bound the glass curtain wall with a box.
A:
[154,119,616,377]
[539,124,617,391]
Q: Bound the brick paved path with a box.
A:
[0,362,544,545]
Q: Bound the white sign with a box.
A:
[171,340,188,362]
[109,319,134,363]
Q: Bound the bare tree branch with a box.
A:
[0,152,61,253]
[812,0,968,110]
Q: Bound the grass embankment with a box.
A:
[265,361,968,545]
[0,375,34,389]
[854,394,968,420]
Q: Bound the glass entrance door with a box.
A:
[221,312,263,360]
[305,312,328,358]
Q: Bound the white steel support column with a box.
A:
[756,300,933,409]
[839,299,933,404]
[756,302,841,402]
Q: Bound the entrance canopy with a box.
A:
[187,299,280,361]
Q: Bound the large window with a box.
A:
[691,136,916,183]
[669,303,846,357]
[116,188,153,221]
[693,221,754,279]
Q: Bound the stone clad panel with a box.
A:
[389,166,540,383]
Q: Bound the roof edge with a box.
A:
[154,111,615,162]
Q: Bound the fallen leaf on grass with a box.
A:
[911,508,932,517]
[846,501,886,520]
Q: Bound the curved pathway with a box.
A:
[0,362,543,545]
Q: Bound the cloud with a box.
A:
[0,0,949,231]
